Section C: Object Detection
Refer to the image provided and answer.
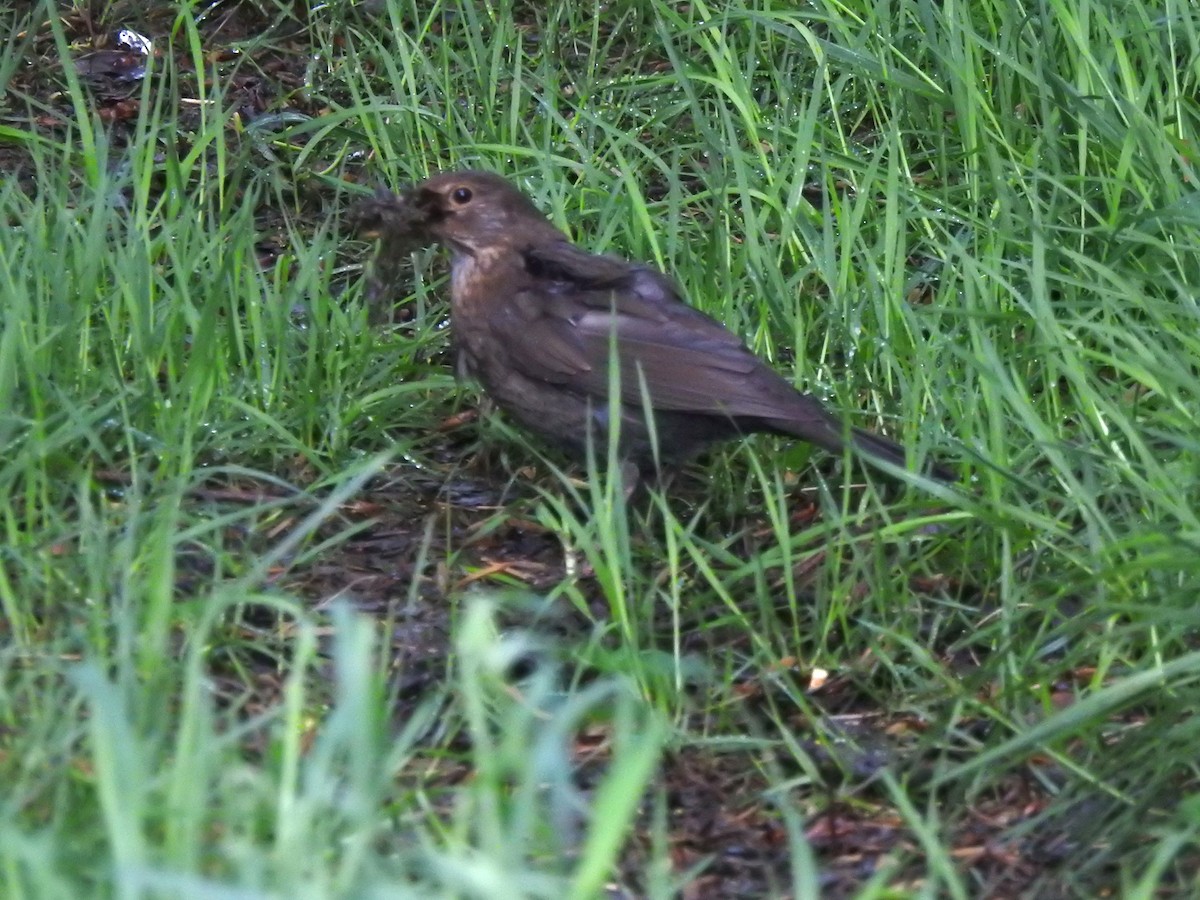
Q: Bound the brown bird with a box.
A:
[375,170,946,482]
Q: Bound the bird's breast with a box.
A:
[449,247,510,306]
[448,253,478,301]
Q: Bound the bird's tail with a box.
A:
[849,426,954,481]
[847,426,908,469]
[770,410,952,482]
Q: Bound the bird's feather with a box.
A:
[514,243,813,420]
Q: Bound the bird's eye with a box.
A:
[450,187,473,205]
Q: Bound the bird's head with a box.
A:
[410,171,566,257]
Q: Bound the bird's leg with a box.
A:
[619,458,641,502]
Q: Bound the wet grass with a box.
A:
[3,0,1200,896]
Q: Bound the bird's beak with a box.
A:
[409,187,448,223]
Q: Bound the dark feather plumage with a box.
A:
[354,171,951,482]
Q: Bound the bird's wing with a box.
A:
[506,242,805,420]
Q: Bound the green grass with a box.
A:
[3,0,1200,895]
